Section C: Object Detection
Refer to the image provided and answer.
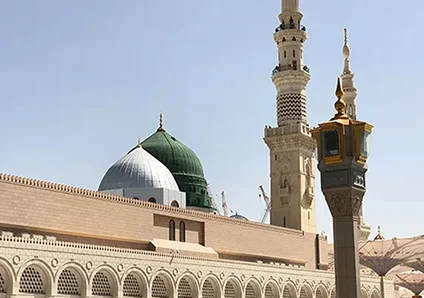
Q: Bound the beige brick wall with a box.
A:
[0,176,328,269]
[153,214,203,243]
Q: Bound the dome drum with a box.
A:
[103,187,186,208]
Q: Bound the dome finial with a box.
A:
[374,226,385,240]
[344,28,348,44]
[136,136,142,148]
[157,112,165,132]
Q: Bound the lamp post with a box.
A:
[311,78,373,298]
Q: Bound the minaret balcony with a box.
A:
[275,24,306,33]
[272,64,310,75]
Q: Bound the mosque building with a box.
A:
[0,0,402,298]
[98,113,214,212]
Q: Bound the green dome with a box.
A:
[135,123,213,211]
[142,130,205,177]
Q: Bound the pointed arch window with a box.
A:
[169,220,175,241]
[179,221,186,242]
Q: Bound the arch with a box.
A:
[200,275,221,298]
[223,277,242,298]
[171,201,179,208]
[264,280,279,298]
[176,273,199,298]
[329,287,336,298]
[122,268,148,298]
[0,257,15,295]
[299,283,312,298]
[151,271,174,298]
[371,290,380,298]
[169,220,176,241]
[315,284,328,298]
[55,263,89,296]
[89,265,120,297]
[17,259,54,296]
[360,288,369,298]
[244,278,261,298]
[148,197,156,203]
[179,221,186,242]
[282,282,296,298]
[299,283,313,298]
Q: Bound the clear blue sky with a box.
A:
[1,0,422,242]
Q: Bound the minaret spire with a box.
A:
[341,29,370,241]
[343,28,351,74]
[264,0,316,233]
[340,28,358,120]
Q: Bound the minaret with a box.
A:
[341,28,358,120]
[340,29,370,241]
[264,0,316,233]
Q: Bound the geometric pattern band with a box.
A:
[277,93,307,123]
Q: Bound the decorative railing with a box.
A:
[271,64,310,75]
[275,24,307,33]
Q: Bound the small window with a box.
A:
[179,221,186,242]
[323,130,340,157]
[284,50,286,58]
[171,200,179,207]
[283,217,286,227]
[293,50,295,57]
[275,155,278,161]
[169,220,175,241]
[133,197,140,200]
[308,212,310,220]
[148,197,156,203]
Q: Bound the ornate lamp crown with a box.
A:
[331,77,350,121]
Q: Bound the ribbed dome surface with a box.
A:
[141,130,205,177]
[98,146,179,192]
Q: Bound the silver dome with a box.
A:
[98,146,179,192]
[230,212,249,221]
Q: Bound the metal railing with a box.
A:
[271,64,310,75]
[275,24,306,33]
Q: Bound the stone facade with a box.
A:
[0,234,389,298]
[0,173,391,298]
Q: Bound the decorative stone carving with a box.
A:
[86,261,93,270]
[301,191,313,209]
[51,258,59,268]
[280,196,290,207]
[12,255,21,265]
[325,191,364,217]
